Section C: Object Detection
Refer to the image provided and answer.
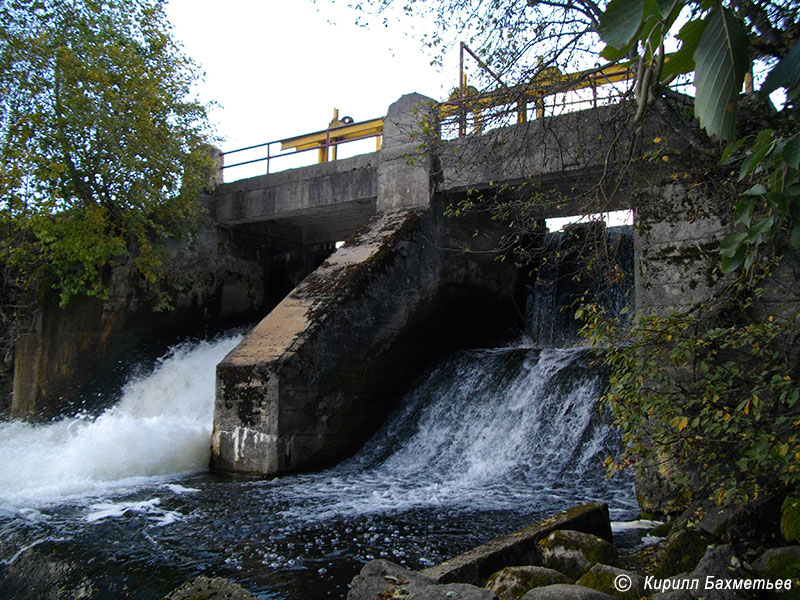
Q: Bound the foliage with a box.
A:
[581,277,800,506]
[0,0,214,312]
[596,0,800,281]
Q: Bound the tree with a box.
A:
[0,0,214,319]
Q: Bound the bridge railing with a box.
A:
[221,111,384,176]
[221,57,692,179]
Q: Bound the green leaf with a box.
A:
[693,7,750,141]
[747,214,774,242]
[720,244,745,272]
[742,184,767,196]
[760,39,800,99]
[739,140,774,180]
[791,224,800,252]
[721,138,746,164]
[720,231,747,257]
[732,197,755,226]
[661,18,707,81]
[601,43,635,63]
[721,254,743,271]
[783,134,800,170]
[598,0,647,51]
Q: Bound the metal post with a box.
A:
[459,42,466,137]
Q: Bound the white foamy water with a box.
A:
[273,348,631,521]
[0,334,242,508]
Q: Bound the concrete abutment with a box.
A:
[211,204,519,475]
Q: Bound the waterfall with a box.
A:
[0,337,635,599]
[525,225,634,347]
[0,334,243,508]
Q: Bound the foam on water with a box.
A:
[0,334,242,509]
[0,338,637,599]
[271,347,629,521]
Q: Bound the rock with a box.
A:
[692,494,784,546]
[753,546,800,599]
[0,541,98,600]
[406,583,498,599]
[520,583,616,599]
[653,526,717,578]
[421,502,613,585]
[650,522,672,537]
[347,559,437,600]
[576,564,644,600]
[651,544,752,600]
[162,575,258,599]
[538,530,617,580]
[782,497,800,544]
[485,565,573,599]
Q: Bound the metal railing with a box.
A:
[221,109,384,175]
[221,52,688,177]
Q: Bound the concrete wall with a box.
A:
[212,203,518,475]
[634,183,732,315]
[9,219,325,420]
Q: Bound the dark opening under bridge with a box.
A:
[209,79,727,477]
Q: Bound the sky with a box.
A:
[165,0,456,181]
[164,0,633,227]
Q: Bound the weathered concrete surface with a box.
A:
[378,93,437,211]
[210,100,673,238]
[435,103,653,218]
[214,152,378,243]
[419,502,612,586]
[634,183,732,316]
[211,203,518,475]
[9,217,304,420]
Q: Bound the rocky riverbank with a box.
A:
[162,496,800,599]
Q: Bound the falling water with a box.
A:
[0,336,637,599]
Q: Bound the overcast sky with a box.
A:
[165,0,456,180]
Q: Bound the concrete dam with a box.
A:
[207,91,728,477]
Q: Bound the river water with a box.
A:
[0,334,639,599]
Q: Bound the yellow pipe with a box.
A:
[280,118,385,153]
[439,62,637,120]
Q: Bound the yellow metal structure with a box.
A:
[440,61,636,127]
[272,59,638,166]
[279,108,384,163]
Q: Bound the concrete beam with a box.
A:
[212,208,436,475]
[213,153,378,243]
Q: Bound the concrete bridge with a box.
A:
[209,91,727,476]
[210,93,635,245]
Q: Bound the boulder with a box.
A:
[521,583,615,599]
[347,559,437,600]
[692,495,784,546]
[163,576,258,600]
[576,564,645,600]
[538,530,617,579]
[406,583,498,599]
[651,544,753,600]
[653,526,717,578]
[485,565,573,599]
[753,546,800,599]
